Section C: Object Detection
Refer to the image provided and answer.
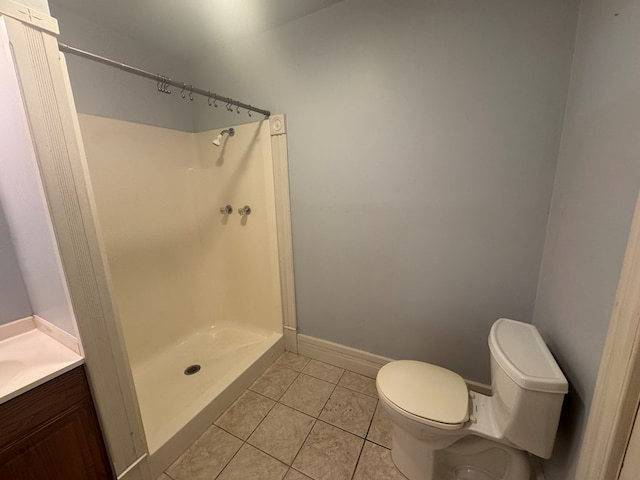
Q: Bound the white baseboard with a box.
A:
[297,334,393,378]
[296,333,492,395]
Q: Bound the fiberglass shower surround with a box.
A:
[80,114,285,473]
[58,40,288,476]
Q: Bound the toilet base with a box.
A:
[390,426,531,480]
[391,425,438,480]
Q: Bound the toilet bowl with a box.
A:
[452,466,498,480]
[376,318,567,480]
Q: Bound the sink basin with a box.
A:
[0,359,24,383]
[0,317,83,405]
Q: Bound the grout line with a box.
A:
[277,370,302,400]
[365,437,391,450]
[213,440,244,480]
[289,417,318,472]
[334,369,379,398]
[278,400,324,419]
[315,387,378,440]
[350,448,365,480]
[362,399,378,440]
[348,399,377,480]
[276,363,309,374]
[287,378,338,472]
[243,441,293,470]
[272,351,311,374]
[279,375,338,418]
[312,416,372,440]
[216,395,279,443]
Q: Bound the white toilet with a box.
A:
[376,318,568,480]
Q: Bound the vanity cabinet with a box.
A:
[0,366,113,479]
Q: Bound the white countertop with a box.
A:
[0,316,84,405]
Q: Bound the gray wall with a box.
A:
[191,0,579,382]
[0,206,32,325]
[531,1,640,478]
[50,4,195,132]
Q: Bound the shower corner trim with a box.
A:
[269,114,298,353]
[1,6,150,480]
[269,113,298,353]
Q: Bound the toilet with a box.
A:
[376,318,568,480]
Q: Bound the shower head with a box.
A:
[212,127,235,146]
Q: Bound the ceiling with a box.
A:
[50,0,344,60]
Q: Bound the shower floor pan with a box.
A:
[130,323,283,475]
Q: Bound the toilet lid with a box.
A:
[377,360,469,429]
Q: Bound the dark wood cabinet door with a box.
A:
[0,367,113,480]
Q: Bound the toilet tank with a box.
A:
[488,318,568,459]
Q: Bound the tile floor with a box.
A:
[159,352,407,480]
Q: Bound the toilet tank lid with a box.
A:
[489,318,568,393]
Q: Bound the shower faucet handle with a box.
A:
[220,205,233,215]
[238,205,252,216]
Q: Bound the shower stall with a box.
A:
[0,8,298,478]
[78,113,292,474]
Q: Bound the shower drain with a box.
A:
[184,364,201,375]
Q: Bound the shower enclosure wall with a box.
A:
[78,114,288,474]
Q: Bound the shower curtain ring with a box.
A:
[214,98,218,108]
[236,106,240,114]
[188,86,194,101]
[181,82,186,98]
[157,76,171,94]
[207,93,213,106]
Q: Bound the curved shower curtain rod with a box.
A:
[58,43,271,118]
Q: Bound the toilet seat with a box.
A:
[377,360,469,430]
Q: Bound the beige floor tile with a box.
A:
[156,474,172,480]
[248,403,315,464]
[249,364,299,400]
[217,444,288,480]
[214,390,275,439]
[280,373,336,417]
[338,370,378,397]
[292,420,364,480]
[274,352,311,372]
[302,359,345,383]
[284,469,313,480]
[166,425,242,480]
[319,385,377,437]
[353,441,407,480]
[367,402,392,448]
